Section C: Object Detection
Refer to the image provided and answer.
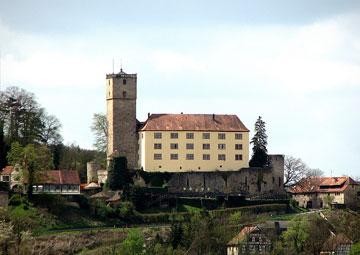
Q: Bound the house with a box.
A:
[320,233,352,255]
[0,165,21,189]
[289,176,360,209]
[30,170,81,195]
[227,221,288,255]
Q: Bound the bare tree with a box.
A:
[90,113,108,152]
[306,168,324,177]
[284,156,309,187]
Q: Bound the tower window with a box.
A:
[123,91,127,97]
[123,79,126,85]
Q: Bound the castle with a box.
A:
[106,69,285,197]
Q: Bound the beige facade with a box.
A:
[290,176,360,209]
[139,130,249,172]
[106,70,138,169]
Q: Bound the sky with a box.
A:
[0,0,359,177]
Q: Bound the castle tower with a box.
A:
[106,69,138,169]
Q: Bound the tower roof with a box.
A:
[140,114,249,132]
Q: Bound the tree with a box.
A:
[284,156,309,187]
[306,168,324,177]
[282,216,309,254]
[107,156,132,191]
[91,113,108,152]
[0,121,8,170]
[7,142,53,198]
[249,116,269,167]
[0,86,62,146]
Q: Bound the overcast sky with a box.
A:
[0,0,359,177]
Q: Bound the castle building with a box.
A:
[139,114,249,172]
[106,69,250,172]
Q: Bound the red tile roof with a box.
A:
[1,166,14,175]
[140,114,249,132]
[36,170,80,185]
[290,176,358,194]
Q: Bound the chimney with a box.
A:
[181,112,183,114]
[147,112,150,118]
[212,114,215,120]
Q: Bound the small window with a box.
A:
[203,154,210,160]
[218,144,226,150]
[186,143,194,150]
[170,143,178,149]
[123,91,127,97]
[171,133,178,139]
[218,154,226,161]
[2,175,10,182]
[186,154,194,160]
[218,133,226,139]
[235,133,243,140]
[202,133,210,139]
[235,154,243,160]
[170,154,178,160]
[235,144,243,150]
[186,133,194,139]
[154,143,162,149]
[123,79,126,85]
[278,177,281,187]
[203,144,210,150]
[154,132,162,139]
[154,154,162,160]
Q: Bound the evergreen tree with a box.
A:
[107,156,132,190]
[249,116,269,167]
[0,121,8,169]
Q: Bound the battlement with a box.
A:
[106,73,137,79]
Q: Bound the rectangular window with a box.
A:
[235,144,243,150]
[170,154,178,160]
[218,133,226,139]
[186,133,194,139]
[186,154,194,160]
[218,144,226,150]
[202,133,210,139]
[186,143,194,150]
[154,153,162,160]
[203,143,210,150]
[218,154,226,161]
[170,143,178,149]
[235,133,243,140]
[2,175,10,182]
[170,132,178,139]
[154,143,162,149]
[235,154,243,160]
[154,132,162,139]
[203,154,210,160]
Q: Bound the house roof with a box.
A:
[140,114,249,132]
[36,170,80,185]
[289,176,358,194]
[1,166,14,175]
[227,225,259,245]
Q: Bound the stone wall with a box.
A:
[167,155,285,197]
[0,191,8,207]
